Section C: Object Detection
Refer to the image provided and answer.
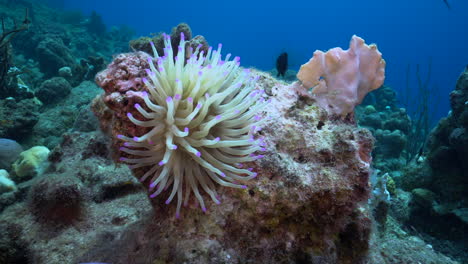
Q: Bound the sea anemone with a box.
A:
[117,33,267,217]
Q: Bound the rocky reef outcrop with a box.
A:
[0,69,375,263]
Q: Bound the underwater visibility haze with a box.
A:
[0,0,467,263]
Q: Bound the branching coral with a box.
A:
[117,33,267,217]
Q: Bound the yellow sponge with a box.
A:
[12,146,50,179]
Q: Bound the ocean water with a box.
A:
[60,0,468,123]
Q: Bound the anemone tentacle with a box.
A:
[118,32,266,218]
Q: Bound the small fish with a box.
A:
[443,0,451,9]
[276,52,288,78]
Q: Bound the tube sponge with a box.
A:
[117,33,267,217]
[297,35,386,117]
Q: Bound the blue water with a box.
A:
[60,0,468,123]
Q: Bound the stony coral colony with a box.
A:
[117,32,268,217]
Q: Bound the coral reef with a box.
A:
[0,1,461,261]
[0,7,30,99]
[5,77,374,263]
[130,23,210,62]
[35,36,75,76]
[31,81,101,148]
[356,85,411,173]
[0,0,130,153]
[96,33,266,217]
[88,31,380,261]
[36,76,72,104]
[0,98,40,140]
[28,173,84,225]
[382,67,468,262]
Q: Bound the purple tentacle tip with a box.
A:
[142,77,147,83]
[176,212,180,219]
[166,96,173,102]
[134,103,141,109]
[241,185,247,189]
[117,134,124,139]
[196,151,201,157]
[159,160,166,166]
[252,173,258,178]
[119,147,125,151]
[214,137,220,142]
[119,157,126,161]
[172,145,178,150]
[180,32,185,40]
[196,103,202,109]
[248,168,253,171]
[202,207,207,213]
[127,113,133,118]
[187,97,193,102]
[174,94,181,100]
[147,58,152,64]
[150,41,155,47]
[215,115,221,120]
[133,136,139,142]
[215,200,221,205]
[184,127,189,133]
[165,199,171,205]
[123,142,129,147]
[220,172,226,177]
[141,91,148,97]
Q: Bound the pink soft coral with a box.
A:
[297,35,386,117]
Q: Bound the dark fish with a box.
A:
[443,0,451,9]
[276,52,288,78]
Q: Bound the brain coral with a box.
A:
[117,33,267,217]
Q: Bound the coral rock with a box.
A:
[91,64,374,262]
[28,174,84,224]
[36,77,72,104]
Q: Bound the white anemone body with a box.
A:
[118,33,266,217]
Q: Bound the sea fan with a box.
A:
[117,33,267,217]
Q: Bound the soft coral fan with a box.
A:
[117,33,267,217]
